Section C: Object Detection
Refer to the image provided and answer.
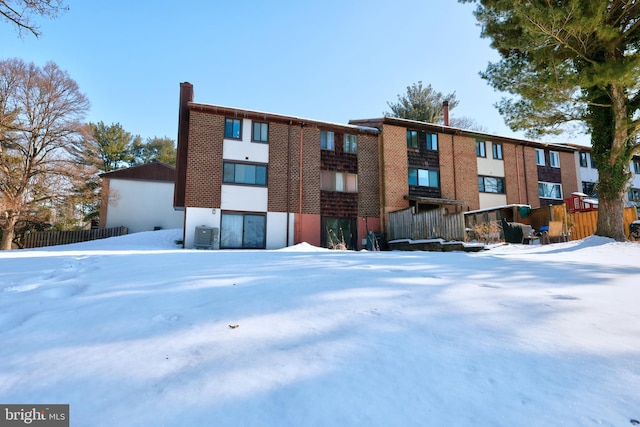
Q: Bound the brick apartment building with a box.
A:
[349,116,579,234]
[174,82,380,250]
[174,82,581,249]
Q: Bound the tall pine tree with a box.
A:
[461,0,640,240]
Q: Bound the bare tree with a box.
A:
[1,0,68,37]
[0,58,91,249]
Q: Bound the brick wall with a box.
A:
[301,126,321,215]
[267,122,290,212]
[523,146,540,207]
[185,110,223,208]
[358,133,381,218]
[503,143,528,205]
[380,124,410,213]
[560,151,579,196]
[442,134,478,210]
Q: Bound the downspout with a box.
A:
[286,122,291,246]
[451,133,457,202]
[515,143,522,203]
[297,123,304,244]
[378,130,387,238]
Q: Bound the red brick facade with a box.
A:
[184,110,223,208]
[175,84,582,248]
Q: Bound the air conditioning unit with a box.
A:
[194,226,218,249]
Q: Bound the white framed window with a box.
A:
[632,158,640,174]
[550,151,560,168]
[538,182,562,199]
[535,149,545,166]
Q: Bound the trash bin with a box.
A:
[630,221,640,239]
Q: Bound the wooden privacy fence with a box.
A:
[388,208,465,241]
[22,226,128,249]
[529,204,638,240]
[569,207,638,240]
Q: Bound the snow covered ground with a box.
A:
[0,229,639,426]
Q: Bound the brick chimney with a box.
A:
[443,100,450,126]
[174,82,193,210]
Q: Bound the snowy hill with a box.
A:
[1,229,639,426]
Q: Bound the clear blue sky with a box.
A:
[2,0,589,145]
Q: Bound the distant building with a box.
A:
[99,162,184,233]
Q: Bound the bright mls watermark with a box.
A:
[0,405,68,427]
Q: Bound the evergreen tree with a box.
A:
[461,0,640,240]
[386,81,459,123]
[132,136,176,167]
[87,121,136,172]
[386,81,487,131]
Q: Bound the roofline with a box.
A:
[188,102,379,135]
[349,116,579,152]
[98,161,175,178]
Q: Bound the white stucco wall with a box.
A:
[477,150,506,209]
[220,185,268,211]
[183,208,294,250]
[222,119,269,163]
[266,212,294,249]
[184,207,221,249]
[105,179,184,233]
[479,193,507,210]
[476,155,505,177]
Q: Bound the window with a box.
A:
[252,121,268,142]
[476,141,486,157]
[535,149,545,166]
[407,130,418,148]
[492,143,503,160]
[408,168,439,188]
[633,159,640,174]
[224,118,242,139]
[629,188,640,202]
[478,176,505,193]
[344,134,357,153]
[223,162,267,186]
[220,213,266,249]
[426,133,438,151]
[582,181,597,197]
[320,171,358,192]
[579,152,588,168]
[321,131,335,150]
[550,151,560,168]
[538,182,562,199]
[591,156,596,168]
